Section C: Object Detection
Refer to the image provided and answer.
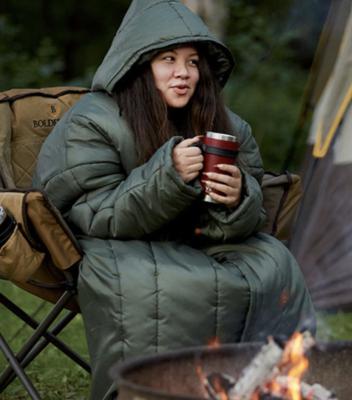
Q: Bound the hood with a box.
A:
[92,0,234,93]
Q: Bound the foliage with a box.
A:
[0,0,130,86]
[223,0,316,171]
[0,16,62,89]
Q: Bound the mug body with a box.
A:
[201,132,239,203]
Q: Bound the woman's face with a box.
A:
[151,46,200,108]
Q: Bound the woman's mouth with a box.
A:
[171,85,190,95]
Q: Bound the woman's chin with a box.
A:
[165,97,191,108]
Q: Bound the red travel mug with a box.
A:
[200,131,239,203]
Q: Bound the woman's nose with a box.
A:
[174,62,189,78]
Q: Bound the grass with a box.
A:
[0,281,90,399]
[316,310,352,342]
[1,282,352,399]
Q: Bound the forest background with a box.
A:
[0,0,332,172]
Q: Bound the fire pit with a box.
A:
[115,341,352,400]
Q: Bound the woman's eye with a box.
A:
[163,56,174,62]
[189,59,199,66]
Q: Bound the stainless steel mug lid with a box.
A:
[205,131,237,142]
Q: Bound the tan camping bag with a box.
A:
[0,189,82,310]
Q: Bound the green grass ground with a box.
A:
[1,281,352,399]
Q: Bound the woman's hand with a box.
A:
[202,164,242,208]
[172,137,203,183]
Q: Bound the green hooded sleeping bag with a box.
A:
[33,0,315,398]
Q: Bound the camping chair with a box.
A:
[0,87,90,399]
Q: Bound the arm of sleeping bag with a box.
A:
[39,116,202,239]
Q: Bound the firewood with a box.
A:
[228,332,315,400]
[204,372,235,400]
[275,376,338,400]
[228,337,283,399]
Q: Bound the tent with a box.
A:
[290,0,352,311]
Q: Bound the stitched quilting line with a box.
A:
[117,1,184,36]
[169,1,193,35]
[108,239,125,360]
[149,242,159,352]
[211,261,219,340]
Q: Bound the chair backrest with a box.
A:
[0,87,89,189]
[0,87,88,310]
[261,171,302,241]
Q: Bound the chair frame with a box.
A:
[0,272,90,399]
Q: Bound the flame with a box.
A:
[208,337,221,348]
[211,375,229,400]
[196,365,209,398]
[277,332,309,400]
[267,378,283,397]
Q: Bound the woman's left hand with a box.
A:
[202,164,242,208]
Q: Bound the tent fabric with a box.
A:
[291,142,352,310]
[307,0,352,108]
[290,5,352,310]
[310,5,352,158]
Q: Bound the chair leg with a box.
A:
[0,289,82,391]
[0,292,90,372]
[0,334,41,400]
[18,309,91,374]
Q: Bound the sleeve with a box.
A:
[195,117,266,242]
[42,115,202,239]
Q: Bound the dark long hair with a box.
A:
[114,45,234,164]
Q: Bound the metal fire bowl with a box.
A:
[115,342,352,400]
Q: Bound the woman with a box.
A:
[33,1,315,399]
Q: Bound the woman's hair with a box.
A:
[114,44,234,164]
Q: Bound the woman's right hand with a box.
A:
[172,137,203,183]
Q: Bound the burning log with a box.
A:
[205,372,236,399]
[228,336,283,399]
[274,376,337,400]
[206,374,337,400]
[229,332,314,399]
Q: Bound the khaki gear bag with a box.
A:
[0,189,82,310]
[0,86,302,296]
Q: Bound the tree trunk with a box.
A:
[181,0,228,40]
